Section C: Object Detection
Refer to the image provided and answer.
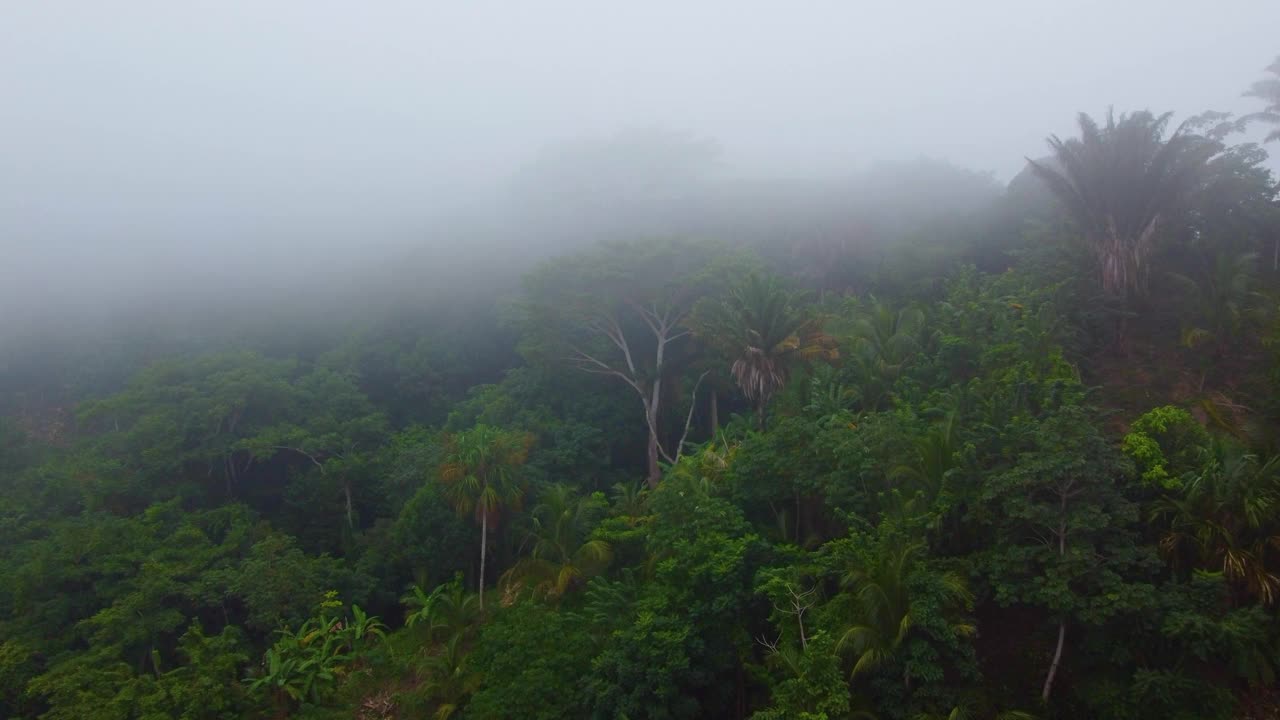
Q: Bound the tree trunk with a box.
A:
[646,430,661,490]
[1043,507,1067,701]
[710,390,720,436]
[479,511,488,610]
[645,379,663,489]
[756,401,767,432]
[1042,621,1065,701]
[343,479,353,528]
[795,490,801,544]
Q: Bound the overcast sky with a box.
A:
[3,0,1279,318]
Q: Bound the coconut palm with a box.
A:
[501,483,613,600]
[1027,109,1219,302]
[834,540,974,682]
[438,425,533,609]
[692,272,837,430]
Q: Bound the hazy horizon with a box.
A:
[4,1,1280,329]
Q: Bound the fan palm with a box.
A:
[438,425,533,609]
[692,273,837,429]
[501,483,613,600]
[1027,109,1218,302]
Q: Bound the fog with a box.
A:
[3,0,1279,337]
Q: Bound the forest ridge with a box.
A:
[4,58,1280,720]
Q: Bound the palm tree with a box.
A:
[692,273,837,430]
[419,634,479,720]
[1241,55,1280,144]
[609,480,650,521]
[1027,109,1218,303]
[402,576,483,643]
[834,540,974,682]
[501,483,613,600]
[891,405,963,503]
[438,425,533,609]
[846,296,926,411]
[1168,250,1263,360]
[1152,440,1280,604]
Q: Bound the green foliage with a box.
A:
[245,592,385,711]
[825,532,975,681]
[465,602,597,719]
[1121,406,1211,489]
[5,122,1280,720]
[750,632,855,720]
[502,483,613,600]
[400,575,481,644]
[1152,439,1280,603]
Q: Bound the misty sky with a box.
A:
[3,1,1280,318]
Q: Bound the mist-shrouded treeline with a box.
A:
[7,3,1280,719]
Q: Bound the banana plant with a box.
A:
[246,594,385,710]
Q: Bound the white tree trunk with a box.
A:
[646,363,665,488]
[1042,621,1065,701]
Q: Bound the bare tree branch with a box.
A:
[273,446,326,473]
[667,371,710,465]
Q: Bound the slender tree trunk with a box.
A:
[736,662,746,720]
[479,512,488,610]
[343,479,353,528]
[795,490,801,544]
[1043,509,1068,701]
[710,390,720,436]
[1042,621,1065,701]
[756,401,767,432]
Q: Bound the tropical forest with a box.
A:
[6,22,1280,720]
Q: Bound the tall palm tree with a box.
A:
[692,273,837,430]
[501,483,613,600]
[1241,55,1280,144]
[834,540,974,682]
[1027,109,1218,302]
[438,425,533,609]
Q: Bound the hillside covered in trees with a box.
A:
[6,49,1280,720]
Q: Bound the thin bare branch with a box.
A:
[273,446,325,473]
[670,371,710,464]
